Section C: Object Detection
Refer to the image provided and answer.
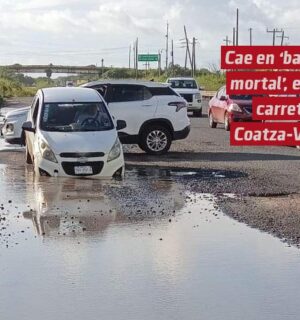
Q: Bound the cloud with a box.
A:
[0,0,299,68]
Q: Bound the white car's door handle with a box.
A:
[142,104,152,107]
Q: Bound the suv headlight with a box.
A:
[107,138,121,162]
[39,141,58,163]
[5,123,14,133]
[228,103,242,113]
[195,93,201,99]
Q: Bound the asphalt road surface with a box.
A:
[1,97,300,320]
[1,97,300,244]
[126,101,300,245]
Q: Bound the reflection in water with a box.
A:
[1,162,300,320]
[22,175,186,239]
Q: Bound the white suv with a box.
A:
[82,80,190,155]
[166,77,202,117]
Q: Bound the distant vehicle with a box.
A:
[208,85,254,131]
[1,106,30,144]
[66,80,74,87]
[22,87,126,178]
[82,80,190,155]
[166,77,202,117]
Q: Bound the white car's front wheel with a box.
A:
[140,125,172,155]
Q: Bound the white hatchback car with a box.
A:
[22,87,126,178]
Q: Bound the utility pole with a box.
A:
[165,22,169,70]
[184,48,188,70]
[101,58,104,76]
[236,8,239,46]
[223,36,232,46]
[277,30,289,46]
[135,38,138,79]
[158,50,161,77]
[129,45,131,69]
[191,37,197,77]
[267,28,283,45]
[133,43,136,70]
[232,27,236,46]
[171,39,174,68]
[184,26,193,70]
[249,28,253,45]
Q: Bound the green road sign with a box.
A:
[138,54,159,62]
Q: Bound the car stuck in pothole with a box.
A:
[22,87,126,178]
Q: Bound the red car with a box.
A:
[208,86,254,131]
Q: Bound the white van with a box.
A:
[22,87,126,178]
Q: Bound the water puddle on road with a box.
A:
[0,163,300,320]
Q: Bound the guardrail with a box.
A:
[202,91,216,98]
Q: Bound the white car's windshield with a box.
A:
[168,80,197,89]
[40,102,114,132]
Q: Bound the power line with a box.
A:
[267,28,283,45]
[223,36,232,46]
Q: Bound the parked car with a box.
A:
[81,80,190,154]
[208,86,254,131]
[1,106,30,144]
[22,87,126,178]
[166,77,202,117]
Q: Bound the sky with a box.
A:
[0,0,300,70]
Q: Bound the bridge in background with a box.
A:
[1,64,104,77]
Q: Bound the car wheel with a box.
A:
[209,113,217,128]
[193,110,202,117]
[25,145,33,164]
[224,113,230,131]
[140,125,172,155]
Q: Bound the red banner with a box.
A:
[230,122,300,146]
[221,46,300,70]
[226,71,300,95]
[252,97,300,121]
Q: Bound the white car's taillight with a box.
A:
[168,101,188,112]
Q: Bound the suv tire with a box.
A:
[140,125,172,155]
[209,113,217,128]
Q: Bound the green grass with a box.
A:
[0,70,225,106]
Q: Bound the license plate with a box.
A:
[74,166,93,175]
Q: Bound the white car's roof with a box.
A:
[81,79,169,88]
[167,77,196,81]
[41,87,101,103]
